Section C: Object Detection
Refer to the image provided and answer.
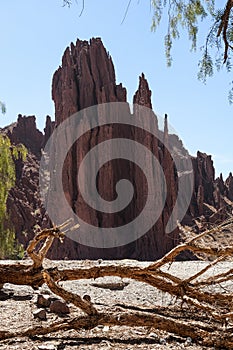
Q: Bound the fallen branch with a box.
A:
[0,219,233,348]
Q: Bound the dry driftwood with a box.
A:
[0,218,233,348]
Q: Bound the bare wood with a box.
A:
[43,271,98,315]
[1,310,233,348]
[0,219,233,348]
[0,310,215,343]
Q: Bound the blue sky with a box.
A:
[0,0,232,178]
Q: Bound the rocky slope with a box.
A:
[2,38,233,260]
[2,115,54,247]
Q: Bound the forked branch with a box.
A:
[0,218,233,348]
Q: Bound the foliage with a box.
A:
[0,101,6,114]
[63,0,72,6]
[0,227,24,260]
[150,0,233,101]
[0,134,27,259]
[63,0,233,102]
[151,0,212,65]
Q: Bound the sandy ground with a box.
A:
[1,260,232,350]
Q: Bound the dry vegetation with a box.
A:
[1,219,233,348]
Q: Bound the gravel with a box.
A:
[1,259,232,349]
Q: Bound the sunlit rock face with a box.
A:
[49,38,180,260]
[3,38,233,260]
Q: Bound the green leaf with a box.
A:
[0,135,27,259]
[0,101,6,114]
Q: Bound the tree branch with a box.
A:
[0,219,233,347]
[217,0,233,63]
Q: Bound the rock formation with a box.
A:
[3,117,50,248]
[52,38,127,125]
[48,38,182,260]
[4,115,43,158]
[2,38,233,260]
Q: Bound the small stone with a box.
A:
[83,294,91,302]
[49,300,70,315]
[103,326,110,332]
[148,332,158,338]
[36,294,51,308]
[159,338,166,345]
[38,345,57,350]
[185,337,192,345]
[100,340,111,348]
[33,309,47,320]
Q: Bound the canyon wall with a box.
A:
[3,38,233,260]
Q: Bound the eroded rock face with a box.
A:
[225,173,233,201]
[47,38,181,260]
[3,38,233,260]
[3,117,50,249]
[52,38,127,125]
[5,115,43,158]
[6,152,49,247]
[43,115,55,148]
[187,152,233,227]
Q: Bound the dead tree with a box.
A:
[0,218,233,348]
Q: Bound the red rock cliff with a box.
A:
[3,38,233,260]
[49,38,184,260]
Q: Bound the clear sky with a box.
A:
[0,1,232,178]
